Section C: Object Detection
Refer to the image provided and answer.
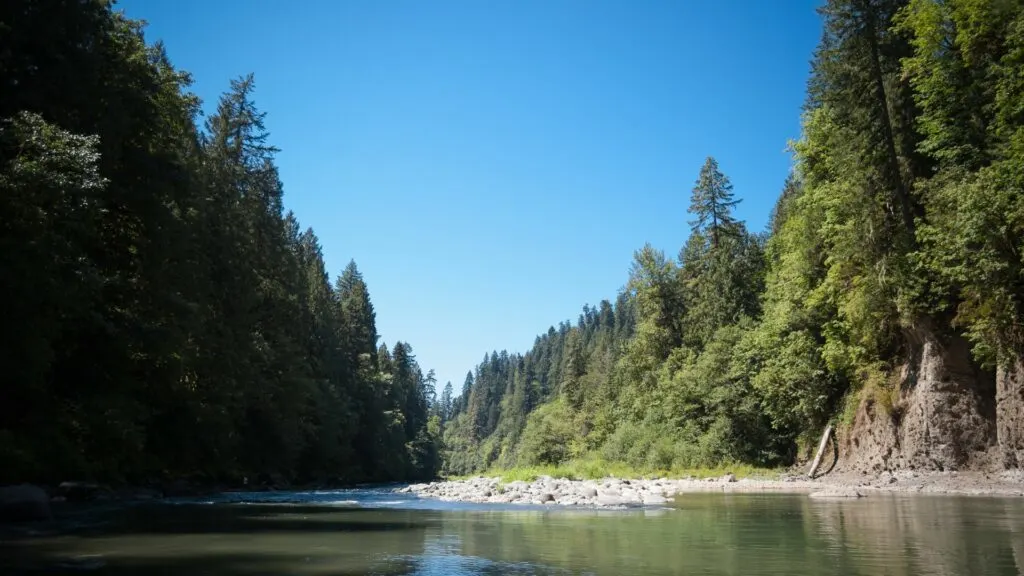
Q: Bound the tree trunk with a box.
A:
[808,424,834,478]
[861,1,916,237]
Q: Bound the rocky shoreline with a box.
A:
[399,469,1024,508]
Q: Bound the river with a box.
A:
[2,487,1023,575]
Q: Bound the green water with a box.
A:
[3,493,1023,575]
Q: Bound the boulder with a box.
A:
[0,484,52,522]
[596,494,625,507]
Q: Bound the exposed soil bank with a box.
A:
[838,334,1024,475]
[402,470,1024,508]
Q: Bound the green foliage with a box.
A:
[517,399,577,466]
[481,459,776,484]
[0,0,440,485]
[897,0,1024,365]
[679,229,766,350]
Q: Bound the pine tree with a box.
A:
[689,157,741,248]
[460,371,474,414]
[440,381,454,423]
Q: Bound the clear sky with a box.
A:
[116,0,824,391]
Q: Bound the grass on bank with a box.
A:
[444,459,780,484]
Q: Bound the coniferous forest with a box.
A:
[1,0,439,486]
[3,0,1024,488]
[440,0,1024,476]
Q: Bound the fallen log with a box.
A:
[807,424,834,479]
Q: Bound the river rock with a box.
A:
[0,484,52,522]
[809,488,865,500]
[597,494,625,507]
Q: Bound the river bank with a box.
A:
[400,469,1024,507]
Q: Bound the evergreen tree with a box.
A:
[0,0,443,485]
[440,381,454,423]
[689,157,741,248]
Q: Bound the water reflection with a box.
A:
[1,493,1022,575]
[806,495,1024,575]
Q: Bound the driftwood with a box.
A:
[807,424,834,479]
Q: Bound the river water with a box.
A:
[2,487,1023,575]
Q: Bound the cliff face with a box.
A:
[838,335,1018,473]
[997,359,1024,468]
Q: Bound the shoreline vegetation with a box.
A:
[446,460,778,484]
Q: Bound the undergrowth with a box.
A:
[445,458,780,484]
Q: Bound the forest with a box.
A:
[1,0,440,486]
[3,0,1023,488]
[440,0,1024,476]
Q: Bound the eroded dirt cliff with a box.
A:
[837,335,1014,473]
[997,358,1024,468]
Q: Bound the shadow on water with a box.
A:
[90,503,431,536]
[0,547,418,576]
[0,503,435,575]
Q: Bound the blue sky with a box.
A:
[117,0,823,391]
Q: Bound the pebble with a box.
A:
[809,488,865,500]
[402,472,1024,507]
[401,474,769,508]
